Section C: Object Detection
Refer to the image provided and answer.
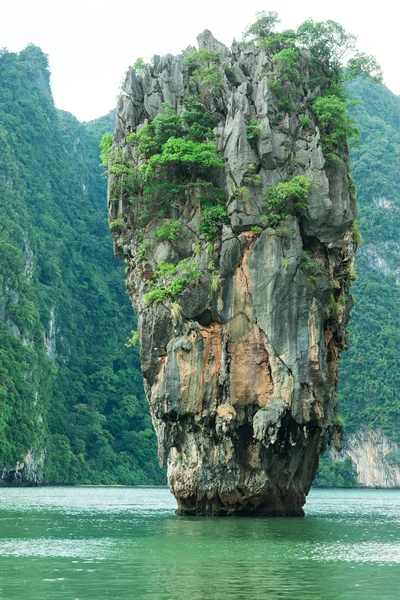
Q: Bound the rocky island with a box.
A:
[107,24,359,515]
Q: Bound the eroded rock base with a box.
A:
[176,500,305,517]
[165,406,321,517]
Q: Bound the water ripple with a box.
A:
[0,538,115,558]
[0,487,399,599]
[298,540,400,564]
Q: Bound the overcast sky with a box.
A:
[2,0,399,122]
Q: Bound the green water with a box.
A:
[0,487,399,599]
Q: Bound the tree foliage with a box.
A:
[99,132,112,167]
[124,103,222,190]
[336,78,400,444]
[242,15,383,90]
[243,11,280,42]
[262,176,312,228]
[314,455,358,487]
[184,49,223,92]
[243,12,382,165]
[133,58,146,75]
[314,78,400,484]
[144,259,202,305]
[312,95,359,163]
[0,47,164,484]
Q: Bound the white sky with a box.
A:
[2,0,400,122]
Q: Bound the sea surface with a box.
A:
[0,486,399,599]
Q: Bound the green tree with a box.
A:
[296,20,382,89]
[243,11,280,42]
[133,58,146,75]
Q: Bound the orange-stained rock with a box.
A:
[228,322,273,407]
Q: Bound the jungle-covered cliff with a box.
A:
[315,77,400,487]
[107,19,368,514]
[0,46,163,485]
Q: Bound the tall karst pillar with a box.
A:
[108,31,357,515]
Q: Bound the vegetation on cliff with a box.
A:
[313,79,400,486]
[314,454,358,487]
[0,46,163,484]
[338,78,400,442]
[244,13,380,144]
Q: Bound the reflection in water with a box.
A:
[0,487,399,599]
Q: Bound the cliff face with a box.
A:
[314,78,400,488]
[0,451,45,486]
[335,79,400,460]
[0,47,161,486]
[109,32,357,514]
[332,429,400,488]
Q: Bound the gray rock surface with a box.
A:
[331,428,400,488]
[0,449,44,486]
[109,31,357,515]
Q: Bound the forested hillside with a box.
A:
[340,79,400,436]
[1,44,399,488]
[0,46,163,484]
[315,78,400,486]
